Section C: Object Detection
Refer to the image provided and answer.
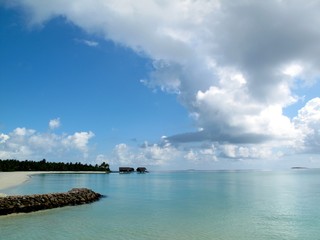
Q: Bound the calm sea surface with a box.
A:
[1,170,320,240]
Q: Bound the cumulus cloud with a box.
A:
[49,118,60,130]
[0,125,95,161]
[184,144,218,163]
[3,0,320,162]
[62,131,95,153]
[0,133,10,143]
[106,141,180,167]
[13,127,36,136]
[100,139,283,169]
[293,98,320,153]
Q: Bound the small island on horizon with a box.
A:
[291,166,309,169]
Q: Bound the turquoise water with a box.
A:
[1,170,320,240]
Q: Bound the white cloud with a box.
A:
[184,144,218,163]
[282,63,303,78]
[220,144,274,159]
[82,40,98,47]
[103,141,180,167]
[76,39,99,47]
[49,118,60,130]
[0,125,95,161]
[13,127,36,136]
[62,131,95,155]
[0,133,10,143]
[193,70,297,141]
[293,98,320,153]
[112,143,133,165]
[3,0,320,164]
[103,139,284,169]
[140,141,180,165]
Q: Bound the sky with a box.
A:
[1,0,320,170]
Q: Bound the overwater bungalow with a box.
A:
[136,167,147,173]
[119,167,134,173]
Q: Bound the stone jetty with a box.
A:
[0,188,103,216]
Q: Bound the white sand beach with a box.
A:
[0,171,106,193]
[0,172,41,192]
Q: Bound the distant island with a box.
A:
[291,167,309,170]
[0,159,110,172]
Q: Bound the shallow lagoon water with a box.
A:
[1,170,320,240]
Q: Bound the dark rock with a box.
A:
[0,188,103,215]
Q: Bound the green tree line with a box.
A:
[0,159,110,172]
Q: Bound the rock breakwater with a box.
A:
[0,188,103,215]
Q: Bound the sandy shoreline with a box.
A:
[0,172,41,192]
[0,171,106,193]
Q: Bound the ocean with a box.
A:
[1,170,320,240]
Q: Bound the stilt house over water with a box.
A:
[119,167,134,173]
[136,167,147,173]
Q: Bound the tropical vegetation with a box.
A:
[0,159,110,172]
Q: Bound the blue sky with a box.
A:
[1,1,320,170]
